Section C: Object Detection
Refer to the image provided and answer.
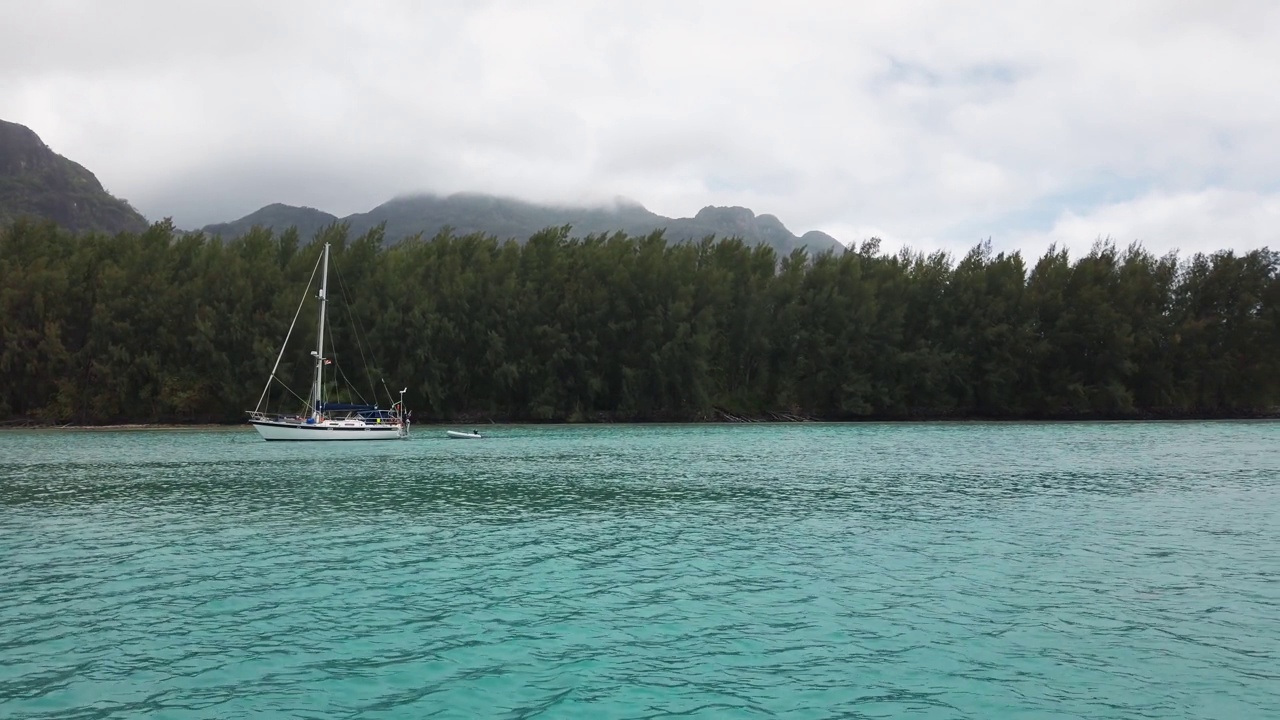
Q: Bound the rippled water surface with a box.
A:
[2,421,1278,718]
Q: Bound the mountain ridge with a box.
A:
[202,192,846,256]
[0,117,845,254]
[0,119,149,234]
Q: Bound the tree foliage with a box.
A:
[2,218,1277,425]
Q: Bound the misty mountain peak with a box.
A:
[694,205,757,224]
[201,193,844,256]
[0,118,149,234]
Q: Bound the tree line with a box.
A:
[1,217,1277,425]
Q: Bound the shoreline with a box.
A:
[0,423,252,432]
[3,412,1277,432]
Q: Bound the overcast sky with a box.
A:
[3,0,1278,258]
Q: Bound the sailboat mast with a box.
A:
[312,242,330,418]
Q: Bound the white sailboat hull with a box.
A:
[250,419,407,441]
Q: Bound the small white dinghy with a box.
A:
[446,430,483,439]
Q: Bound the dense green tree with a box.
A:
[1,219,1277,425]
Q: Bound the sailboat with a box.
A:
[246,241,409,441]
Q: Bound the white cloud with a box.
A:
[2,0,1278,256]
[1015,189,1280,259]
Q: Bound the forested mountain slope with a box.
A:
[0,120,149,235]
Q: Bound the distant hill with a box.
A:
[203,192,846,256]
[201,203,338,241]
[0,119,149,234]
[0,116,844,253]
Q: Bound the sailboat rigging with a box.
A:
[247,241,409,440]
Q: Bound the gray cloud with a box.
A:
[3,0,1278,259]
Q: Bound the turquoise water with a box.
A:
[1,421,1277,718]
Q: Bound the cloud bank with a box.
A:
[3,0,1278,259]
